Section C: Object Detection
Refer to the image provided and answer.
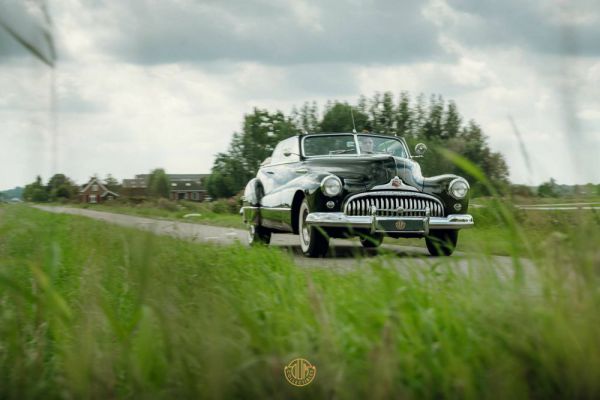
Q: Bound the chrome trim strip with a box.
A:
[262,207,292,211]
[305,212,474,232]
[240,206,291,212]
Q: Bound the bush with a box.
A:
[156,198,178,212]
[211,198,239,214]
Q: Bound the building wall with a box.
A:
[170,191,206,202]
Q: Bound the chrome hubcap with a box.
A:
[248,225,255,243]
[300,207,310,249]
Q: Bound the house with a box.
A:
[169,179,206,201]
[121,177,147,199]
[80,177,120,204]
[122,173,209,202]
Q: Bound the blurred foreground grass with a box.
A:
[1,204,600,399]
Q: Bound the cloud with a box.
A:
[0,28,30,61]
[2,0,599,190]
[52,0,450,65]
[438,0,600,56]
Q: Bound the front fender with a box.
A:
[300,172,347,213]
[423,174,470,214]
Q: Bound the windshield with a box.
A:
[357,135,409,158]
[302,134,409,158]
[302,135,357,156]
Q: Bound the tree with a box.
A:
[47,173,78,201]
[320,102,369,133]
[422,95,445,140]
[443,101,462,139]
[396,91,412,138]
[368,92,396,135]
[538,178,558,197]
[292,101,319,133]
[240,109,298,173]
[23,176,49,202]
[207,92,511,198]
[510,184,534,197]
[206,108,299,198]
[104,174,120,192]
[147,169,170,198]
[412,93,427,137]
[206,150,250,199]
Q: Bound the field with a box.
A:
[1,204,600,399]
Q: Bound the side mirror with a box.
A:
[414,143,427,157]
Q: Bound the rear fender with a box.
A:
[243,178,263,207]
[242,178,264,225]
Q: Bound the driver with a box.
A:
[358,136,374,154]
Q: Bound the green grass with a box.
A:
[388,199,599,256]
[1,204,600,399]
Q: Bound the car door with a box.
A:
[259,137,301,231]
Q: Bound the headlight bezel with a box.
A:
[321,175,343,197]
[448,178,470,200]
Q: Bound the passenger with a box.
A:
[358,136,374,154]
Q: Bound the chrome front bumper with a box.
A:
[305,211,474,235]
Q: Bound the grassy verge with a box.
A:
[1,204,600,398]
[384,199,599,256]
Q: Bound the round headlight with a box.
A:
[321,175,342,197]
[448,178,469,199]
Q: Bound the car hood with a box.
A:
[304,155,424,192]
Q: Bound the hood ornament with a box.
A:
[372,176,418,191]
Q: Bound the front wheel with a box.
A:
[298,199,329,257]
[248,224,271,246]
[360,233,384,248]
[425,230,458,256]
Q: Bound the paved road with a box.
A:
[33,205,525,273]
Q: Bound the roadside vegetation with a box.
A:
[1,204,599,399]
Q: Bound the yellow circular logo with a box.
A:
[284,358,317,387]
[395,220,406,230]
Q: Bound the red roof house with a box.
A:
[80,177,119,204]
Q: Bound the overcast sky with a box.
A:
[1,0,599,190]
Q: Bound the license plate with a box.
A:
[376,218,425,232]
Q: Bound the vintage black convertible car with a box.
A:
[241,133,474,257]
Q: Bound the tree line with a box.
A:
[21,169,170,202]
[206,91,510,198]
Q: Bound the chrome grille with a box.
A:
[344,192,444,217]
